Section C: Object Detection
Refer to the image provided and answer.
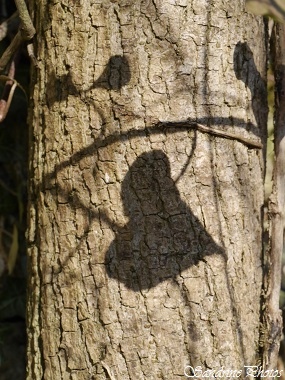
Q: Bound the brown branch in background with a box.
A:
[0,57,17,122]
[0,30,22,73]
[0,2,37,122]
[0,80,18,122]
[0,0,37,73]
[262,22,285,371]
[0,12,19,42]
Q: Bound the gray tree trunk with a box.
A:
[26,0,267,379]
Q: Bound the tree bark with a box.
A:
[27,0,267,379]
[262,22,285,373]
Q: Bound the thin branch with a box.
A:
[262,21,285,371]
[0,30,22,72]
[101,361,117,380]
[0,12,19,42]
[0,59,27,123]
[160,120,263,149]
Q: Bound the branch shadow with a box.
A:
[45,43,264,144]
[46,55,131,105]
[233,41,267,134]
[43,43,265,195]
[35,40,266,372]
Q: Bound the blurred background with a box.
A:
[0,1,29,379]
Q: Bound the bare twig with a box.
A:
[101,361,117,380]
[0,12,19,42]
[14,0,35,40]
[0,30,22,73]
[0,1,36,73]
[160,120,263,149]
[0,57,27,123]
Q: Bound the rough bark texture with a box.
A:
[27,0,267,379]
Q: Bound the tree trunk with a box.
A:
[26,0,267,379]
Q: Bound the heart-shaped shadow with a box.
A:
[105,149,224,291]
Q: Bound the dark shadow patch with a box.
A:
[234,41,267,132]
[45,55,131,105]
[93,55,131,90]
[105,150,224,291]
